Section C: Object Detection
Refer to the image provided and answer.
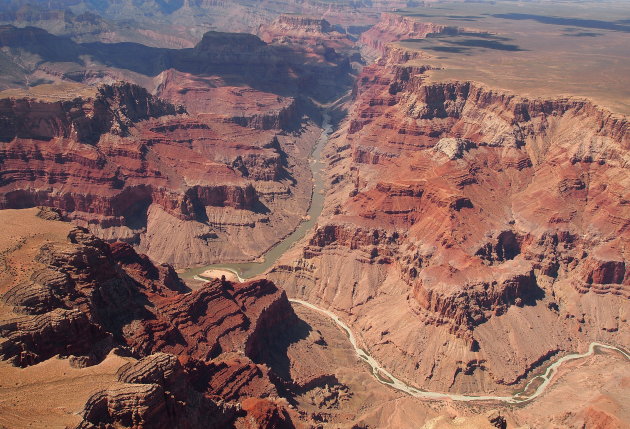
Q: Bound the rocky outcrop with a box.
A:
[186,356,279,401]
[0,82,311,267]
[263,15,333,35]
[0,210,299,428]
[1,226,297,365]
[155,69,301,130]
[0,82,178,144]
[237,398,296,429]
[78,353,238,429]
[258,14,354,57]
[359,13,469,58]
[0,23,355,267]
[0,308,106,367]
[268,39,630,394]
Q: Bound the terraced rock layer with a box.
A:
[268,42,630,395]
[0,25,355,268]
[359,13,475,59]
[0,208,299,428]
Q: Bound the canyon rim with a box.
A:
[0,1,628,428]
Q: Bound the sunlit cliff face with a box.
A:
[0,1,628,428]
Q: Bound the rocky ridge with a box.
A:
[0,0,412,43]
[0,208,299,428]
[258,14,356,59]
[0,24,356,268]
[268,35,630,395]
[359,13,477,59]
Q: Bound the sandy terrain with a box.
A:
[200,268,241,283]
[0,208,72,305]
[384,1,630,114]
[0,209,134,427]
[0,352,134,428]
[0,83,98,102]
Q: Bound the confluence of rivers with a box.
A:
[186,110,630,404]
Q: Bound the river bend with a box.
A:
[187,108,630,404]
[290,299,630,404]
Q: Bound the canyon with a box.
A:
[0,22,356,268]
[0,0,628,428]
[268,35,630,396]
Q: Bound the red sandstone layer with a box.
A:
[0,208,299,428]
[268,41,630,395]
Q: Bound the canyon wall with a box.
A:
[0,208,299,428]
[0,24,357,268]
[0,81,315,268]
[359,12,468,59]
[268,39,630,395]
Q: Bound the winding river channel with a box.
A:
[289,299,630,404]
[186,110,630,404]
[184,112,333,282]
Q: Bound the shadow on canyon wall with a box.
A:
[490,13,630,33]
[0,25,353,102]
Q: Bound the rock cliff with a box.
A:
[0,81,314,267]
[268,41,630,394]
[359,13,471,59]
[0,81,177,144]
[0,24,355,268]
[0,223,297,366]
[258,14,356,59]
[0,208,299,428]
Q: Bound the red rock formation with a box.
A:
[0,24,354,267]
[237,398,297,429]
[78,353,238,429]
[258,14,355,57]
[2,225,297,364]
[0,80,314,267]
[185,356,278,401]
[268,42,630,394]
[359,13,469,58]
[0,81,178,143]
[0,211,299,428]
[155,69,300,128]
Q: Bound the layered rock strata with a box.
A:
[258,14,356,59]
[268,41,630,395]
[0,25,355,268]
[0,83,311,268]
[359,13,475,59]
[0,208,299,428]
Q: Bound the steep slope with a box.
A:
[0,207,299,428]
[0,0,412,40]
[268,43,630,395]
[0,81,314,268]
[258,14,356,58]
[0,25,353,101]
[359,12,470,59]
[0,25,356,268]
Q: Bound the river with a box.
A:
[184,109,630,404]
[183,111,333,281]
[290,299,630,404]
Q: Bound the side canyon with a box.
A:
[0,1,628,428]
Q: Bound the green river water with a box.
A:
[182,111,333,281]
